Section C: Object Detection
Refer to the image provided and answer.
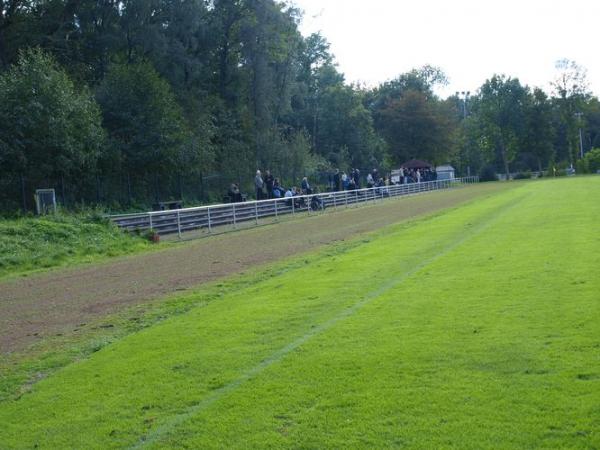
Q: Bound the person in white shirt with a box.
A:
[366,173,374,188]
[255,170,264,199]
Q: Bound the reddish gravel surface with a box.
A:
[0,184,510,354]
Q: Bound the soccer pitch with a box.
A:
[1,177,598,449]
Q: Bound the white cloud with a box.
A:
[292,0,600,97]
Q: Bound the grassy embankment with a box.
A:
[0,214,150,279]
[0,177,598,448]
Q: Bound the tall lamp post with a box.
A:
[456,91,471,119]
[574,112,584,159]
[456,91,471,175]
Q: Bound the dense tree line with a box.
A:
[1,0,599,212]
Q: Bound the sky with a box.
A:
[292,0,600,98]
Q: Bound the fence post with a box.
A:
[274,199,278,220]
[207,207,212,233]
[177,211,182,239]
[149,214,153,231]
[233,203,237,228]
[255,201,259,224]
[333,193,337,210]
[292,198,295,215]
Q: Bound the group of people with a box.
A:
[396,167,437,184]
[254,170,325,210]
[253,170,314,200]
[227,165,439,206]
[332,168,387,192]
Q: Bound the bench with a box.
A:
[222,193,248,204]
[152,200,183,211]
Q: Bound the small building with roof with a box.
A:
[436,165,456,180]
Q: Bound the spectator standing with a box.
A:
[255,170,264,200]
[353,168,361,188]
[301,176,312,195]
[333,169,341,191]
[227,183,235,203]
[416,169,421,183]
[366,172,374,189]
[264,170,274,198]
[372,168,379,183]
[342,172,349,190]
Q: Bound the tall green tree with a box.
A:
[551,59,590,165]
[0,0,32,68]
[370,66,455,166]
[523,88,555,171]
[313,67,387,169]
[472,75,529,177]
[0,48,104,202]
[96,61,188,189]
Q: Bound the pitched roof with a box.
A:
[402,159,432,169]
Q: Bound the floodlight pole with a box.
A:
[575,112,584,159]
[456,91,472,175]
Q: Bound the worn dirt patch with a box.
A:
[0,184,511,353]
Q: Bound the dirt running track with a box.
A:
[0,184,510,353]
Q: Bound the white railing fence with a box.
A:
[109,177,479,238]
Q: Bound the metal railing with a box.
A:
[109,177,479,238]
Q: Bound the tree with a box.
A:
[315,77,387,170]
[582,97,600,150]
[551,59,590,165]
[370,66,455,166]
[472,75,529,177]
[523,88,555,171]
[96,61,188,199]
[374,90,455,165]
[0,48,105,206]
[581,148,600,173]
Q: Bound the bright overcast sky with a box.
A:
[292,0,600,98]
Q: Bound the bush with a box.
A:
[514,171,532,180]
[582,148,600,173]
[479,165,497,182]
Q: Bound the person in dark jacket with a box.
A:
[333,169,341,191]
[352,168,361,188]
[264,170,274,198]
[228,183,242,203]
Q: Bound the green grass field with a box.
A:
[0,178,598,449]
[0,213,150,279]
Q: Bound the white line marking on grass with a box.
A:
[131,193,529,449]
